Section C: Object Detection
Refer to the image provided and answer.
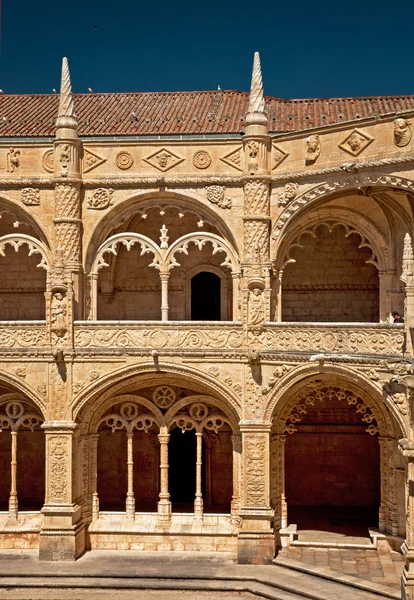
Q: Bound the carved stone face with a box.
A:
[307,135,319,152]
[394,118,412,147]
[348,133,361,151]
[157,152,170,168]
[252,288,261,297]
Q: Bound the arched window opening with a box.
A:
[191,272,221,321]
[282,224,379,322]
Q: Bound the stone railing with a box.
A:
[0,321,405,357]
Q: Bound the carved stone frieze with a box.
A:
[87,188,114,210]
[0,327,48,348]
[193,150,212,169]
[21,188,40,206]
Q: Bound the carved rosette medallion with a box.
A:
[193,150,212,169]
[338,129,374,156]
[153,385,176,409]
[143,148,185,172]
[21,188,40,206]
[87,188,114,210]
[116,150,134,170]
[42,150,54,173]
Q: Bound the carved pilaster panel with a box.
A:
[55,183,80,219]
[243,180,269,216]
[46,434,72,504]
[244,220,269,260]
[243,434,268,507]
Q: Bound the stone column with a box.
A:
[379,270,393,322]
[378,437,389,533]
[157,430,171,522]
[271,433,287,539]
[90,434,100,521]
[194,431,204,520]
[231,434,242,517]
[401,234,414,355]
[399,441,414,599]
[39,421,85,561]
[232,272,241,321]
[89,273,99,321]
[125,431,135,519]
[8,431,18,520]
[160,271,169,321]
[237,423,274,564]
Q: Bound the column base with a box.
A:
[237,507,274,564]
[39,504,86,561]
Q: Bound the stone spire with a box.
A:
[56,57,78,138]
[245,52,268,129]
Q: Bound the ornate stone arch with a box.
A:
[0,370,46,418]
[87,393,166,434]
[90,232,163,276]
[164,394,239,433]
[165,232,240,273]
[272,175,414,242]
[274,206,389,273]
[0,234,52,271]
[84,190,240,274]
[264,363,404,439]
[0,193,51,246]
[70,361,242,434]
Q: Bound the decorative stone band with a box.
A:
[0,322,405,356]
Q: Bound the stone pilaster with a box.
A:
[401,234,414,355]
[39,421,86,561]
[237,422,274,564]
[53,57,83,316]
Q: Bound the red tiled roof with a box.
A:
[1,91,414,137]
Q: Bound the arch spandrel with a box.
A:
[263,362,406,439]
[84,190,241,273]
[70,362,242,434]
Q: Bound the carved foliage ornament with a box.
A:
[278,182,298,206]
[206,185,232,209]
[116,150,134,170]
[87,188,114,210]
[193,150,212,169]
[394,118,412,147]
[50,436,70,501]
[245,436,266,506]
[21,188,40,206]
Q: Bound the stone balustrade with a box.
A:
[0,321,405,357]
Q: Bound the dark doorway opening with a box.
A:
[169,427,197,511]
[191,272,221,321]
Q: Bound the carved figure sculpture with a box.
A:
[51,292,68,336]
[249,288,264,325]
[60,144,70,177]
[306,135,320,163]
[6,148,21,172]
[247,140,259,174]
[394,118,412,147]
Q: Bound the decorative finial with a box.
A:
[246,52,267,129]
[248,52,265,114]
[56,57,78,134]
[401,233,414,285]
[404,233,413,261]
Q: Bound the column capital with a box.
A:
[239,421,272,433]
[42,421,77,431]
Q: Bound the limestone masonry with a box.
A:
[2,52,414,597]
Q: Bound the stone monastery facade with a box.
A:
[2,52,414,596]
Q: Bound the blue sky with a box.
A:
[0,0,413,98]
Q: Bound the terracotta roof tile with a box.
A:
[0,91,413,138]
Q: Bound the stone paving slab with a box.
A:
[0,550,400,600]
